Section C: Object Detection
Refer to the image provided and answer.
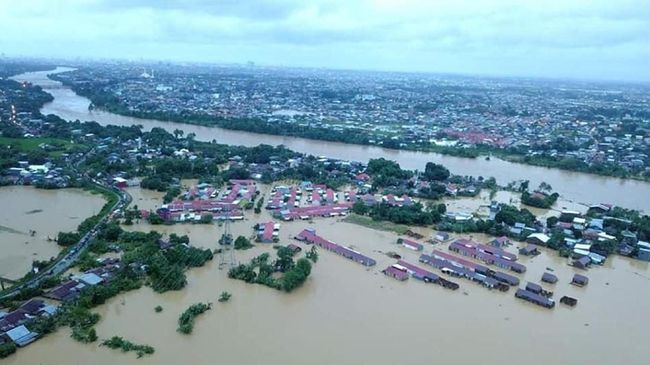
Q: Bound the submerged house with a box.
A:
[515,289,555,309]
[44,280,86,302]
[571,274,589,287]
[257,221,278,243]
[382,264,409,281]
[449,239,526,273]
[541,272,558,284]
[434,231,450,242]
[526,233,550,246]
[5,325,39,347]
[573,256,591,270]
[396,259,459,290]
[519,244,540,256]
[295,229,376,266]
[489,236,510,248]
[400,238,424,251]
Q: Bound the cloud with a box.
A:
[0,0,648,81]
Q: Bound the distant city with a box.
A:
[48,61,650,179]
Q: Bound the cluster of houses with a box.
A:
[3,161,70,187]
[524,207,650,266]
[448,238,527,274]
[513,272,587,309]
[157,179,257,222]
[266,183,354,221]
[0,298,58,348]
[420,249,518,290]
[0,260,119,351]
[43,260,120,302]
[382,260,460,290]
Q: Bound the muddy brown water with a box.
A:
[5,186,649,365]
[0,186,105,280]
[11,68,650,213]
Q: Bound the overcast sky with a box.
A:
[1,0,649,81]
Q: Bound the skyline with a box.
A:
[1,0,649,82]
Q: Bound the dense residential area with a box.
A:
[50,62,650,179]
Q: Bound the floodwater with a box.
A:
[11,68,650,213]
[6,186,650,365]
[443,190,589,220]
[0,186,106,280]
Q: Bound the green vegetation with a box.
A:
[101,336,155,358]
[305,246,319,263]
[57,231,81,246]
[343,213,410,235]
[61,306,101,343]
[228,250,313,292]
[147,212,165,225]
[436,204,537,238]
[234,236,253,250]
[423,162,450,181]
[163,186,181,204]
[254,197,264,214]
[218,291,232,302]
[0,136,82,158]
[76,183,119,235]
[593,207,650,241]
[8,226,216,345]
[352,201,444,226]
[199,214,213,224]
[495,205,536,226]
[154,305,163,313]
[177,302,212,334]
[520,183,559,209]
[0,342,17,358]
[366,158,411,188]
[281,258,312,292]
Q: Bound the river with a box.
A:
[0,186,106,280]
[10,67,650,212]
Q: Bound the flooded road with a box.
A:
[5,186,650,365]
[0,186,106,280]
[11,68,650,212]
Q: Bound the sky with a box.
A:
[0,0,649,81]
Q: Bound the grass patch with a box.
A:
[0,137,84,157]
[342,214,411,235]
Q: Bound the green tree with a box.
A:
[0,342,17,358]
[57,231,81,246]
[352,200,369,215]
[200,214,213,224]
[423,162,450,181]
[234,236,253,250]
[306,246,319,263]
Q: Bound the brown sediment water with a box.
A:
[5,187,649,365]
[10,68,650,213]
[442,190,589,220]
[0,186,105,280]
